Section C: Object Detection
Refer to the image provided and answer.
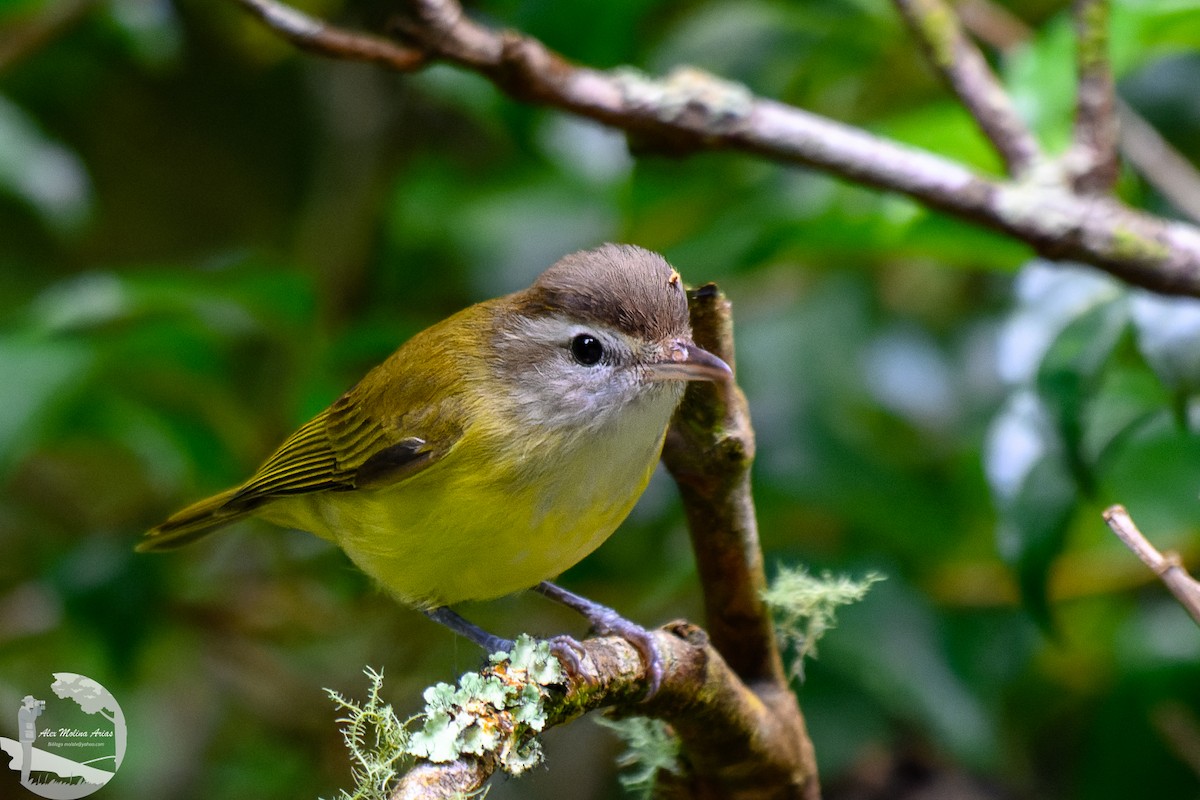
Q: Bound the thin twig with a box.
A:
[1102,505,1200,628]
[890,0,1041,176]
[231,0,426,70]
[1069,0,1120,193]
[959,0,1200,225]
[1114,100,1200,224]
[956,0,1029,49]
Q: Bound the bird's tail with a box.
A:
[137,487,253,552]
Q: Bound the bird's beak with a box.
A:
[644,339,733,382]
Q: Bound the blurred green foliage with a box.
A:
[4,0,1200,798]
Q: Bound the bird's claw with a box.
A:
[533,582,664,700]
[588,614,664,700]
[545,635,590,686]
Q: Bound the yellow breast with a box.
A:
[259,389,676,608]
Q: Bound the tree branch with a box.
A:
[232,0,426,70]
[959,0,1200,225]
[890,0,1041,176]
[663,284,819,794]
[1115,100,1200,224]
[1102,505,1200,628]
[392,626,817,799]
[1068,0,1120,193]
[234,0,1200,297]
[662,285,776,685]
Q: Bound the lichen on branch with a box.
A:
[324,637,564,800]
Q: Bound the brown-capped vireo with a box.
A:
[140,244,731,690]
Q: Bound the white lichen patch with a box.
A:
[408,635,564,774]
[613,66,753,127]
[324,637,565,800]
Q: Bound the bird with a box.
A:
[139,243,731,692]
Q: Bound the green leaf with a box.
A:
[873,101,1004,175]
[28,268,315,336]
[0,333,93,473]
[985,391,1078,631]
[1111,0,1200,75]
[1035,290,1130,489]
[1129,292,1200,395]
[1003,16,1075,153]
[1036,294,1129,390]
[0,95,91,232]
[102,0,182,67]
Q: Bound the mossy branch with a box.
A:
[334,561,884,800]
[333,624,818,800]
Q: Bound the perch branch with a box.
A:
[235,0,1200,297]
[890,0,1041,176]
[662,285,777,684]
[1102,505,1200,628]
[663,284,818,790]
[1068,0,1120,193]
[392,625,817,799]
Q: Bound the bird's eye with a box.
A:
[570,334,604,366]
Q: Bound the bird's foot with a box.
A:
[535,581,664,699]
[422,607,588,686]
[543,635,589,685]
[425,598,662,698]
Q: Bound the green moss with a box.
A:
[1111,226,1169,262]
[408,636,563,772]
[613,66,752,124]
[914,0,958,68]
[323,667,415,800]
[1075,0,1110,70]
[763,566,884,680]
[595,716,683,799]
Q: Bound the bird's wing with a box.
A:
[138,363,466,552]
[139,305,487,552]
[225,389,461,510]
